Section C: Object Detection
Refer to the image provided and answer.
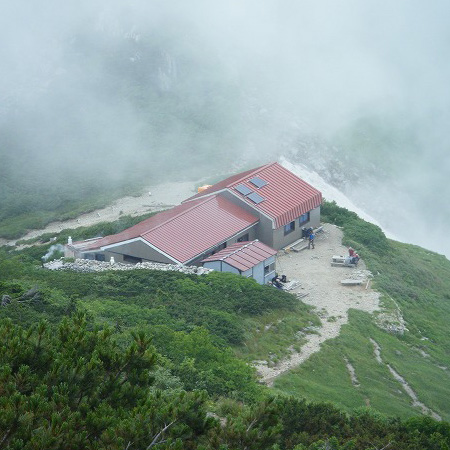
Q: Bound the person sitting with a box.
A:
[349,247,355,257]
[271,273,284,289]
[273,278,283,289]
[351,253,360,265]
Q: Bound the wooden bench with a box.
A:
[283,226,325,253]
[283,238,307,253]
[341,279,363,286]
[331,255,357,267]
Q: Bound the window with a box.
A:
[264,262,275,275]
[298,212,310,226]
[123,254,142,264]
[83,253,94,260]
[237,233,249,243]
[95,253,105,261]
[284,221,295,235]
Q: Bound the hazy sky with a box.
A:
[3,1,449,116]
[1,1,449,256]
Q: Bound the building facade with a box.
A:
[65,161,322,284]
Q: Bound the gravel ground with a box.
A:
[255,224,380,385]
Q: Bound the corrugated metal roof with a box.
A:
[68,237,103,252]
[87,195,259,263]
[184,162,322,228]
[185,164,268,201]
[201,240,277,272]
[84,197,210,250]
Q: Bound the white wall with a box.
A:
[203,255,276,285]
[101,240,175,264]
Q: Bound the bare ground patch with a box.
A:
[255,224,381,385]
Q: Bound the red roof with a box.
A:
[86,195,258,263]
[201,240,277,272]
[184,162,322,228]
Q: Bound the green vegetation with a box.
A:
[274,201,450,421]
[0,314,214,449]
[2,315,450,450]
[0,180,145,240]
[15,211,160,247]
[1,228,313,402]
[1,201,450,448]
[236,308,320,363]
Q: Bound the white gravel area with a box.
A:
[255,224,380,385]
[0,181,197,247]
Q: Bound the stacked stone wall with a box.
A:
[44,258,213,275]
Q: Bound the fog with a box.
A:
[1,1,449,257]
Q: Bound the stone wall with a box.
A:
[44,258,213,275]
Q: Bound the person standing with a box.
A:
[308,232,315,249]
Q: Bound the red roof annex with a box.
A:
[86,195,258,263]
[201,240,277,272]
[184,162,322,228]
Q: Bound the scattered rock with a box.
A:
[344,357,360,387]
[21,287,40,301]
[371,339,441,421]
[43,258,214,276]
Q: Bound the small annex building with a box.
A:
[201,240,277,285]
[65,161,322,284]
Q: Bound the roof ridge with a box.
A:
[219,239,259,261]
[139,195,215,237]
[228,162,276,188]
[181,162,277,204]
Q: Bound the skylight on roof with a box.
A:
[249,177,267,188]
[235,184,253,196]
[247,192,265,204]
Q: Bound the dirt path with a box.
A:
[255,225,381,385]
[0,181,197,247]
[370,338,441,420]
[2,185,382,388]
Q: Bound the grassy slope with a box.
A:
[3,200,450,420]
[0,183,145,240]
[271,202,450,420]
[235,307,320,364]
[0,213,318,404]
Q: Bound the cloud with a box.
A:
[1,0,449,255]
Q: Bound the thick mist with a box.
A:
[1,1,449,257]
